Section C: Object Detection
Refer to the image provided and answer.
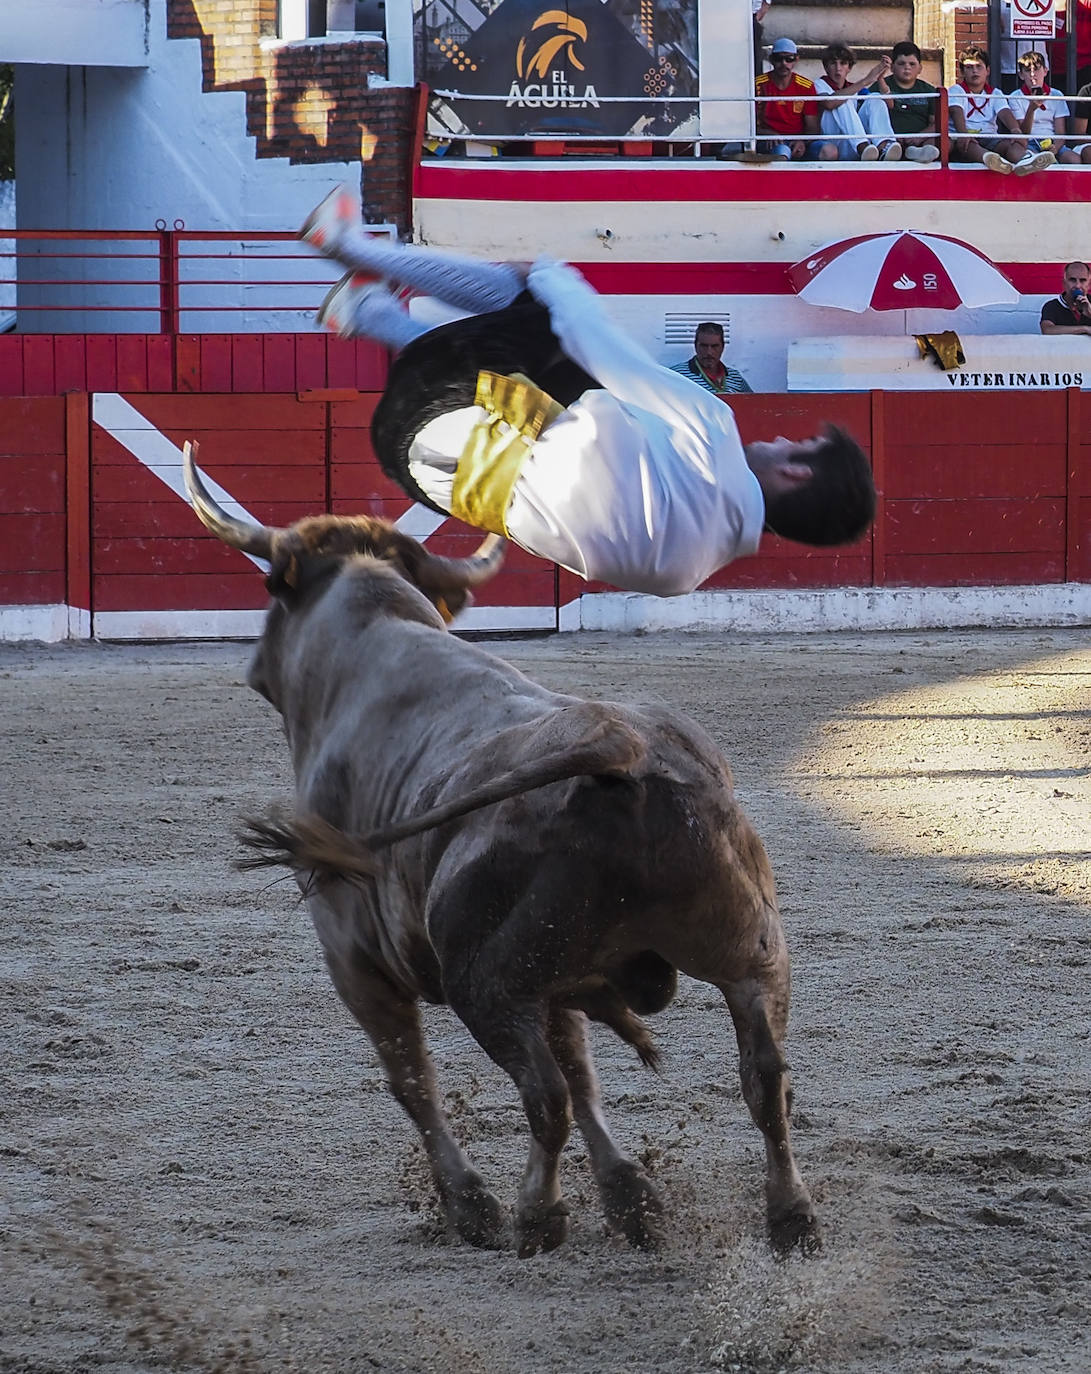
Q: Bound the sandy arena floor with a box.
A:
[1,627,1089,1373]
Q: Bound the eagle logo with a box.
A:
[516,10,588,79]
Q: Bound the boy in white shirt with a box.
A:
[1007,50,1078,164]
[296,187,876,599]
[814,44,902,161]
[948,46,1055,174]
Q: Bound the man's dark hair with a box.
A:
[763,425,876,547]
[822,43,855,66]
[891,41,922,63]
[694,321,724,344]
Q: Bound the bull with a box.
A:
[183,443,817,1257]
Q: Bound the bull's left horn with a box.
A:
[416,533,506,590]
[183,441,276,561]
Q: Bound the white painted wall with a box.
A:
[12,0,360,330]
[0,0,150,68]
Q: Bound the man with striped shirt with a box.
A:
[669,322,752,396]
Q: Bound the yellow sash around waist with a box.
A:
[449,371,564,536]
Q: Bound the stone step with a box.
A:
[765,0,913,50]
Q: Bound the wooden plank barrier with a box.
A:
[0,384,1087,636]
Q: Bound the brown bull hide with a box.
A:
[186,453,818,1258]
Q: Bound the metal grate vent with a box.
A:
[664,312,730,347]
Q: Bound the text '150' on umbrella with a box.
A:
[788,231,1020,312]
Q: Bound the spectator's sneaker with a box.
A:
[859,144,881,161]
[915,144,940,163]
[316,271,379,336]
[881,141,903,161]
[1013,149,1057,176]
[299,184,360,254]
[983,151,1013,174]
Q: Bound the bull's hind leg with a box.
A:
[445,993,573,1257]
[720,973,819,1253]
[323,947,505,1249]
[547,1007,664,1249]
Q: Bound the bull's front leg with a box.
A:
[323,945,506,1250]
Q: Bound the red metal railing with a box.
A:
[0,225,396,335]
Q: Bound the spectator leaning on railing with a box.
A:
[948,46,1055,175]
[1007,50,1079,164]
[1040,261,1091,336]
[875,41,940,162]
[754,37,825,161]
[670,323,752,396]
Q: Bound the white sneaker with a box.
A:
[316,271,381,337]
[1014,150,1057,176]
[983,151,1013,174]
[906,144,940,163]
[299,183,360,255]
[881,141,903,161]
[860,144,881,162]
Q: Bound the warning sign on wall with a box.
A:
[1008,0,1058,40]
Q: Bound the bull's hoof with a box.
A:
[448,1182,506,1250]
[768,1204,821,1256]
[516,1199,570,1258]
[599,1162,665,1250]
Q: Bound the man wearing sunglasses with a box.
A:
[755,37,830,160]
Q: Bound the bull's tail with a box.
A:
[238,716,646,887]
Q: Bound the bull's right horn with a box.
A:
[183,441,276,561]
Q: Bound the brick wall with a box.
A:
[166,0,419,232]
[953,3,990,60]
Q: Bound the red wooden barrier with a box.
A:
[0,388,1087,633]
[0,334,389,397]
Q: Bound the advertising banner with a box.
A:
[421,0,699,140]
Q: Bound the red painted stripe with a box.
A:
[231,335,265,392]
[85,335,119,392]
[416,163,1091,205]
[116,336,149,393]
[577,261,1065,296]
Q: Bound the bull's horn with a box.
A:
[183,441,276,561]
[416,532,506,590]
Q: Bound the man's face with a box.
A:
[960,59,989,90]
[823,57,852,86]
[1063,263,1091,298]
[695,330,724,369]
[1020,58,1047,88]
[770,52,797,85]
[893,53,921,84]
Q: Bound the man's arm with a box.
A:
[996,102,1021,136]
[527,261,737,428]
[947,91,970,135]
[1041,319,1091,334]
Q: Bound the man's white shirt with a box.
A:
[408,261,765,597]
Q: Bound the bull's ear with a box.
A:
[433,588,471,623]
[265,546,338,603]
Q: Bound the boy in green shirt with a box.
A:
[876,40,940,162]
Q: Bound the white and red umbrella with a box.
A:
[788,230,1019,312]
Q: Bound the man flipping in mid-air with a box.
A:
[298,185,876,597]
